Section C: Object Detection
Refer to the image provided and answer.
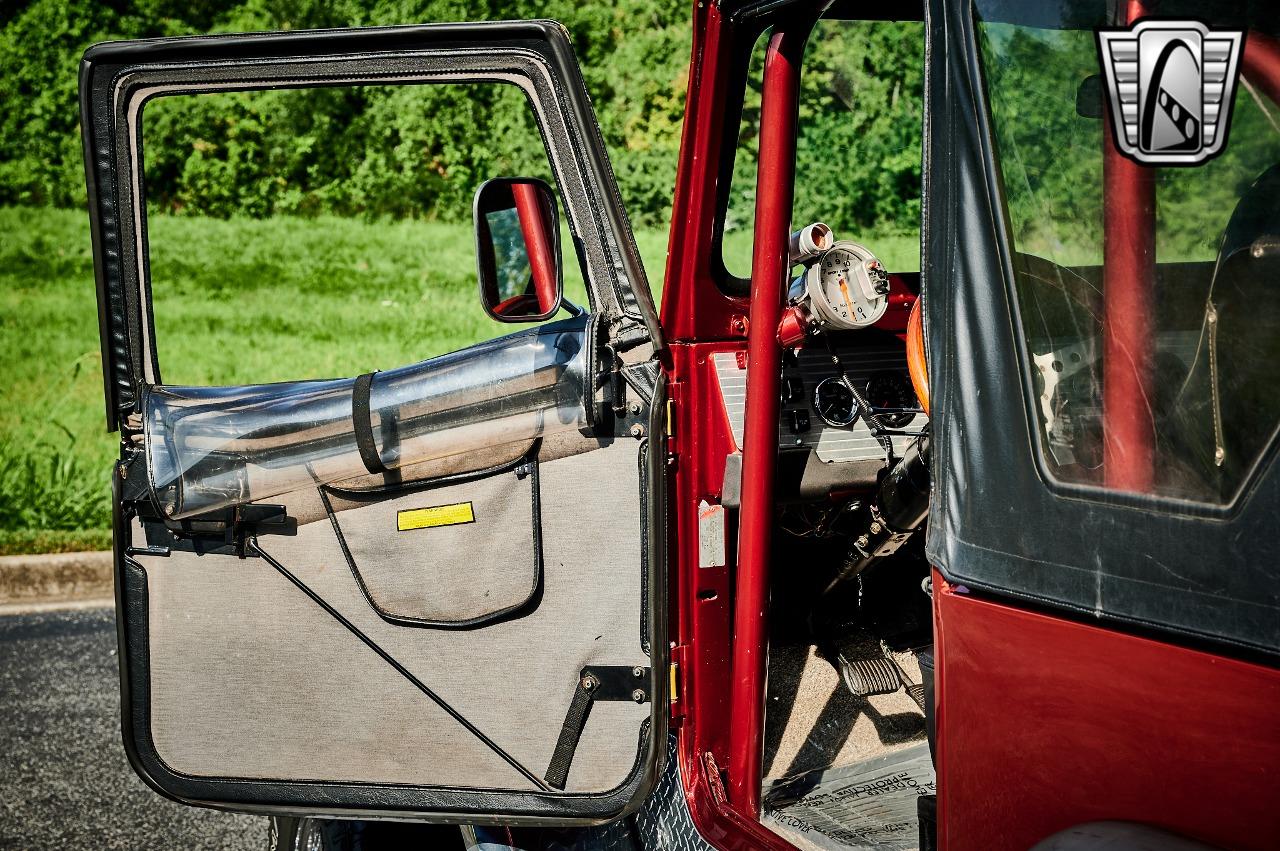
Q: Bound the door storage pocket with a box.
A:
[322,457,540,627]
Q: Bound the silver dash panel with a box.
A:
[711,347,926,464]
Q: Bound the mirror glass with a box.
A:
[487,207,536,304]
[475,178,563,322]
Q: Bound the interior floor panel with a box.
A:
[763,643,926,783]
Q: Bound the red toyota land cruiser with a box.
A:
[80,0,1280,848]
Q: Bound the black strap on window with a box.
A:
[545,665,651,790]
[352,371,387,475]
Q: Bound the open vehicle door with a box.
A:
[81,22,666,823]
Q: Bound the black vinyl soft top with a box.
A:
[923,0,1280,659]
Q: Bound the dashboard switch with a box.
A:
[782,375,805,404]
[787,408,811,435]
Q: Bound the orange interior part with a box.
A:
[906,297,929,416]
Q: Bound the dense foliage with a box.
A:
[723,19,924,273]
[0,0,688,228]
[0,0,926,232]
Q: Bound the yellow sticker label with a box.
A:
[397,502,475,531]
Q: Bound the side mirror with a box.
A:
[474,177,563,322]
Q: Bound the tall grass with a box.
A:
[0,205,115,555]
[0,440,110,533]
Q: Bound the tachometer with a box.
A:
[814,377,860,428]
[804,241,891,330]
[864,371,916,428]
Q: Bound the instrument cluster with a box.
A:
[712,342,924,467]
[712,226,927,498]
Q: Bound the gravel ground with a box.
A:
[0,606,266,849]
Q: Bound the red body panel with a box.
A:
[934,573,1280,850]
[659,3,750,344]
[667,342,795,851]
[659,4,761,839]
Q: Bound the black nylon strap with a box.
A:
[545,665,651,790]
[545,675,597,790]
[352,371,387,475]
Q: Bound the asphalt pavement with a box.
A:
[0,605,267,849]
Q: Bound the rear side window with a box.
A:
[977,13,1280,504]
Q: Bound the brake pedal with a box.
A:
[833,640,900,698]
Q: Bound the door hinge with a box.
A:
[605,343,627,417]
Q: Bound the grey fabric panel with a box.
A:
[143,539,537,790]
[139,437,648,794]
[332,467,537,625]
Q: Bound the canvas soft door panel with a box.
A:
[324,456,542,628]
[125,437,654,803]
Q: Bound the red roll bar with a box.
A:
[727,24,807,817]
[512,181,559,315]
[1102,0,1156,491]
[1244,32,1280,107]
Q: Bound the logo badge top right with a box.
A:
[1097,20,1245,166]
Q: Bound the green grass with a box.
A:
[0,205,921,554]
[0,206,673,554]
[0,529,114,556]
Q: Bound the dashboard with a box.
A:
[712,342,923,464]
[712,235,927,500]
[712,332,927,501]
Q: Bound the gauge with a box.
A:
[813,376,860,428]
[864,371,917,429]
[804,240,890,330]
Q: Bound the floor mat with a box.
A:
[763,743,934,851]
[762,643,932,850]
[764,644,926,781]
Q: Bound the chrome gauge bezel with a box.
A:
[813,376,861,428]
[803,240,890,330]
